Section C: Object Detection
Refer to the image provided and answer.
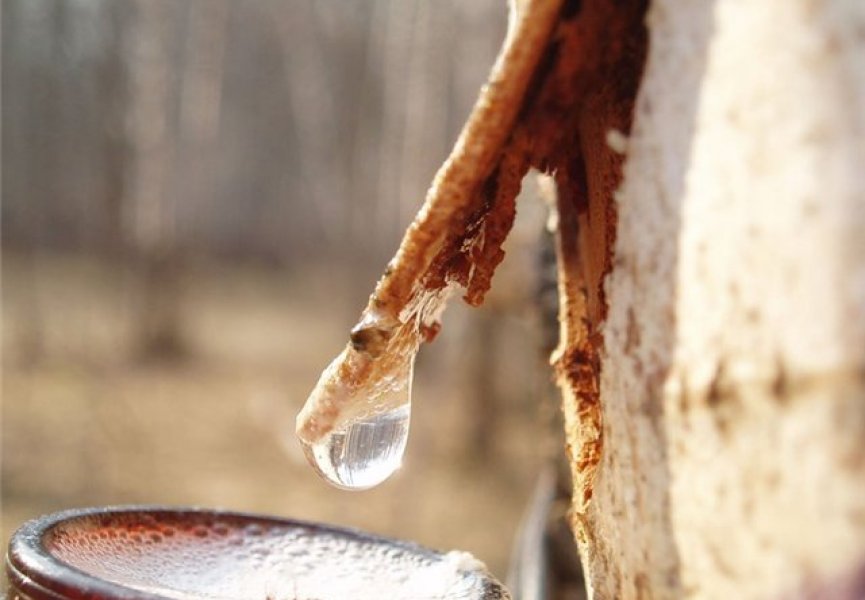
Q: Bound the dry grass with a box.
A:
[2,253,548,578]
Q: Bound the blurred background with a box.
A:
[2,0,561,579]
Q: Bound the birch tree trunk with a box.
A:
[122,1,185,359]
[564,0,865,597]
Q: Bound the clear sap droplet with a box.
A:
[298,309,424,491]
[301,404,410,491]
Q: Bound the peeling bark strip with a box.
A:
[297,0,563,444]
[298,0,648,516]
[537,1,648,527]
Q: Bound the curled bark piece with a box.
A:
[297,0,648,516]
[296,0,563,444]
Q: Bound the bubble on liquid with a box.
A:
[301,404,411,490]
[37,510,509,599]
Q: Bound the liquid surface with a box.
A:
[36,510,510,599]
[301,404,410,490]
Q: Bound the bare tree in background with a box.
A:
[119,0,227,359]
[2,0,72,365]
[118,1,182,358]
[176,0,228,241]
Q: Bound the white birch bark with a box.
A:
[578,0,865,597]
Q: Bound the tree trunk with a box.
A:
[556,0,865,598]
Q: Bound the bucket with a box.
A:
[5,506,510,599]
